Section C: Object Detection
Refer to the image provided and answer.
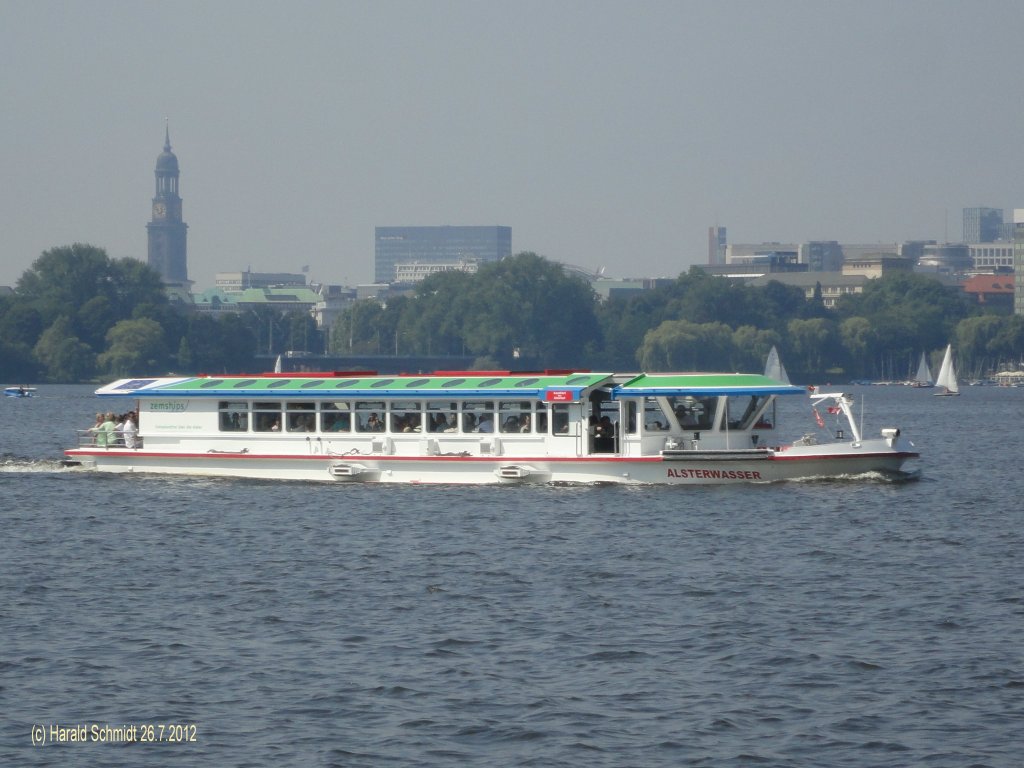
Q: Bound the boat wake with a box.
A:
[784,468,922,485]
[0,455,84,473]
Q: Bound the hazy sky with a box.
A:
[3,0,1023,289]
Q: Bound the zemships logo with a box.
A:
[148,401,188,412]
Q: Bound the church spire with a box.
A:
[164,117,171,152]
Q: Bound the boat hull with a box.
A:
[64,440,918,486]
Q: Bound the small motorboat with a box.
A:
[4,386,37,398]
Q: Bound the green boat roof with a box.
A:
[96,371,804,401]
[613,373,804,397]
[97,372,613,402]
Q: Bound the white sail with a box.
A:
[913,352,933,387]
[764,345,790,384]
[934,344,960,396]
[273,354,283,373]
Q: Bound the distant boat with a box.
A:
[764,345,790,384]
[4,386,36,398]
[934,344,960,397]
[911,352,933,388]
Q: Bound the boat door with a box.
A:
[587,388,621,454]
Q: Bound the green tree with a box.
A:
[0,301,44,347]
[839,317,875,378]
[0,339,41,382]
[17,244,167,332]
[637,320,734,371]
[97,318,169,377]
[459,253,600,367]
[786,317,840,378]
[33,317,96,382]
[730,326,783,374]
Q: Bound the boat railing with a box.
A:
[75,429,144,449]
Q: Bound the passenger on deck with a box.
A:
[95,412,117,447]
[477,415,494,433]
[88,413,104,445]
[595,416,615,452]
[122,411,138,448]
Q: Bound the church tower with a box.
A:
[146,123,189,284]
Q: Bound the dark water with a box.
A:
[2,384,1023,767]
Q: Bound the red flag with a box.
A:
[827,405,840,414]
[813,407,825,427]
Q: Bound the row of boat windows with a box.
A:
[217,400,567,435]
[213,394,772,436]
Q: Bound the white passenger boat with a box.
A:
[64,370,919,485]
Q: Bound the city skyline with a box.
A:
[3,1,1024,290]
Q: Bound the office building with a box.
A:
[963,207,1003,244]
[375,226,511,284]
[708,226,727,265]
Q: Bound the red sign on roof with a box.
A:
[545,390,574,402]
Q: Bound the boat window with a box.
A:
[232,379,258,388]
[354,401,386,432]
[725,394,769,430]
[514,378,539,387]
[320,402,351,433]
[498,401,533,433]
[333,379,360,388]
[535,405,549,434]
[285,401,316,433]
[426,401,457,433]
[478,378,502,387]
[566,375,592,385]
[643,397,670,431]
[666,396,716,431]
[268,379,292,389]
[370,379,395,388]
[389,401,422,433]
[201,379,224,389]
[623,401,638,435]
[441,378,465,387]
[218,400,248,432]
[461,401,494,433]
[405,379,430,388]
[301,380,329,388]
[551,404,571,435]
[252,401,282,432]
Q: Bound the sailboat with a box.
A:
[764,345,790,384]
[911,352,933,388]
[933,344,960,397]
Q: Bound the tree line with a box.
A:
[2,243,1023,384]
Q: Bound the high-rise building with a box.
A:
[374,226,511,284]
[963,207,1003,244]
[146,125,189,284]
[708,226,727,265]
[1015,210,1024,316]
